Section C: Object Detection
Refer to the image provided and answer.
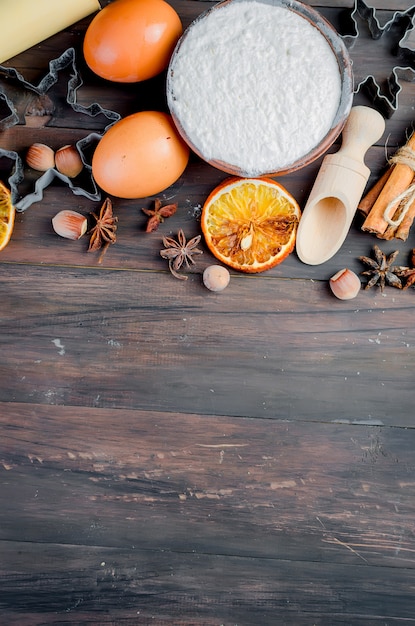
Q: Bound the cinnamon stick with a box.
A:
[377,190,415,240]
[362,133,415,235]
[395,198,415,241]
[358,166,394,216]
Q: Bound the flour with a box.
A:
[167,0,342,175]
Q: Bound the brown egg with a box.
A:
[83,0,182,83]
[92,111,190,199]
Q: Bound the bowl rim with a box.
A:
[166,0,354,178]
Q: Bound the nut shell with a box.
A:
[203,265,230,292]
[26,143,55,171]
[55,145,83,178]
[52,210,87,240]
[329,268,361,300]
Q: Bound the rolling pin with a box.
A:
[296,105,386,265]
[0,0,100,64]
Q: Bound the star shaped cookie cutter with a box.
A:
[340,0,415,118]
[0,48,121,211]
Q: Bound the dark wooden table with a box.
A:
[1,1,415,623]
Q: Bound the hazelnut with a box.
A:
[55,145,83,178]
[52,210,87,240]
[329,268,361,300]
[203,265,230,292]
[26,143,55,171]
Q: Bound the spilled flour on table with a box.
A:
[52,338,65,355]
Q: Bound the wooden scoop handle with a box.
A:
[336,105,385,167]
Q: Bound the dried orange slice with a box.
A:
[201,177,300,273]
[0,180,15,251]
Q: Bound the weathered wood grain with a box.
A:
[2,403,415,564]
[1,540,415,625]
[1,403,415,623]
[1,264,414,423]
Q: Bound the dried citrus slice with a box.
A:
[201,177,300,273]
[0,180,15,251]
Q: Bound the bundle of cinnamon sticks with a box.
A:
[359,133,415,241]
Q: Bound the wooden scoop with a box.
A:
[296,106,385,265]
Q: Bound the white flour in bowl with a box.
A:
[167,0,342,175]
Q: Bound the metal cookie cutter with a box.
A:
[0,48,121,211]
[340,0,415,118]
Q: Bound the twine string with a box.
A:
[383,144,415,228]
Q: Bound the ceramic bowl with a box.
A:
[167,0,353,178]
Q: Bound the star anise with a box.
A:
[359,244,403,292]
[160,229,203,280]
[392,249,415,290]
[394,267,415,289]
[88,197,118,263]
[142,199,177,232]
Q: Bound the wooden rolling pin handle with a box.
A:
[0,0,101,65]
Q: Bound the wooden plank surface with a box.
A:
[1,403,415,624]
[1,0,415,623]
[2,402,415,564]
[1,263,414,423]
